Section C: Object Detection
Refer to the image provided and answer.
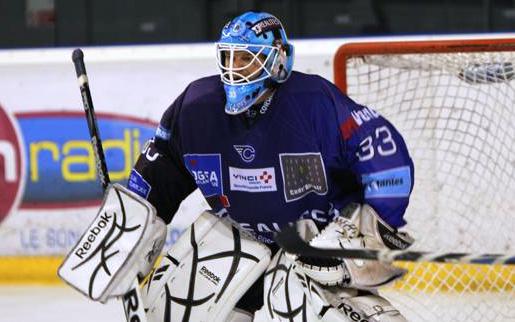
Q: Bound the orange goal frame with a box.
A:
[333,38,515,93]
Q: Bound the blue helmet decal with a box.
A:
[216,12,294,114]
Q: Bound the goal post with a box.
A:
[333,38,515,322]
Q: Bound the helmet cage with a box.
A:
[216,43,280,85]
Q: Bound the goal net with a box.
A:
[334,38,515,322]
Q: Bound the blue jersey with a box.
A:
[129,71,414,245]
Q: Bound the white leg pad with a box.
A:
[258,248,407,322]
[337,294,407,322]
[227,308,253,322]
[258,250,322,321]
[142,211,271,322]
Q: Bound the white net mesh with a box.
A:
[340,41,515,322]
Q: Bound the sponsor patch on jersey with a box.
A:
[229,167,277,192]
[351,105,380,126]
[341,106,380,140]
[279,153,328,202]
[361,166,411,199]
[155,125,170,141]
[184,154,223,197]
[128,169,151,199]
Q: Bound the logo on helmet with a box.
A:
[0,104,25,223]
[251,17,282,36]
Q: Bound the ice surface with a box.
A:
[0,285,123,322]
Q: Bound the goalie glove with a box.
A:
[295,203,414,289]
[291,209,358,286]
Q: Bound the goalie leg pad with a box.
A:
[257,249,322,322]
[227,308,253,322]
[142,211,271,322]
[318,286,408,322]
[258,250,407,322]
[338,294,407,322]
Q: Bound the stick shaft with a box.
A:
[275,225,515,265]
[72,49,147,322]
[72,48,110,191]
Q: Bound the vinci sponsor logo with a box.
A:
[16,111,155,207]
[0,105,25,223]
[229,167,277,192]
[361,166,411,199]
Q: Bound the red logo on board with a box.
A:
[0,104,24,223]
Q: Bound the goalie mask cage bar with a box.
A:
[333,38,515,322]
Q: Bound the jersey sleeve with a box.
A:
[127,87,197,224]
[318,80,414,228]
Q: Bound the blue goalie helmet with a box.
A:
[216,11,294,114]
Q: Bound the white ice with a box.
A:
[0,285,124,322]
[1,285,514,322]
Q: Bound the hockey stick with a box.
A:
[72,49,110,190]
[275,225,515,266]
[72,49,148,322]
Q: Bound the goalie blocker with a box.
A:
[58,184,167,303]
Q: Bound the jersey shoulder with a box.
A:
[281,71,332,94]
[157,75,224,140]
[280,71,360,114]
[182,75,225,107]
